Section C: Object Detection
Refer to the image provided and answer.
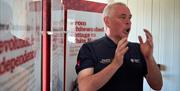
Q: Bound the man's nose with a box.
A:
[125,19,131,25]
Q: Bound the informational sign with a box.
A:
[66,9,105,91]
[0,0,42,91]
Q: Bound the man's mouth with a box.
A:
[125,28,130,33]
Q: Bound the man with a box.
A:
[75,2,163,91]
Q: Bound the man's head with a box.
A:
[103,2,132,41]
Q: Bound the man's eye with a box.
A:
[129,16,132,19]
[119,17,126,20]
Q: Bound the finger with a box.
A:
[116,43,128,54]
[117,37,127,48]
[116,39,128,55]
[144,29,152,37]
[118,40,128,51]
[144,29,152,40]
[120,46,129,55]
[138,36,143,44]
[147,39,153,47]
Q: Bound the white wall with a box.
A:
[114,0,180,91]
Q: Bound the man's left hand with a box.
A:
[138,29,153,59]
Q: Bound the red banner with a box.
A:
[63,0,106,13]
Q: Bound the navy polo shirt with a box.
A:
[75,35,147,91]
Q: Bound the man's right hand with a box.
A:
[113,37,128,67]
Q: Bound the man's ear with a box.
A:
[104,16,110,28]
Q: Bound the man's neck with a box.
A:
[106,34,121,44]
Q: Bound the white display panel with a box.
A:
[0,0,42,91]
[50,1,64,91]
[66,10,105,91]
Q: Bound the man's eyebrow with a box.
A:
[120,14,126,16]
[120,14,132,17]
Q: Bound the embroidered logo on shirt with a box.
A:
[130,58,141,63]
[100,59,111,64]
[77,60,80,67]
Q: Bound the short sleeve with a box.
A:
[75,43,95,74]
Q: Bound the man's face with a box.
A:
[106,5,132,39]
